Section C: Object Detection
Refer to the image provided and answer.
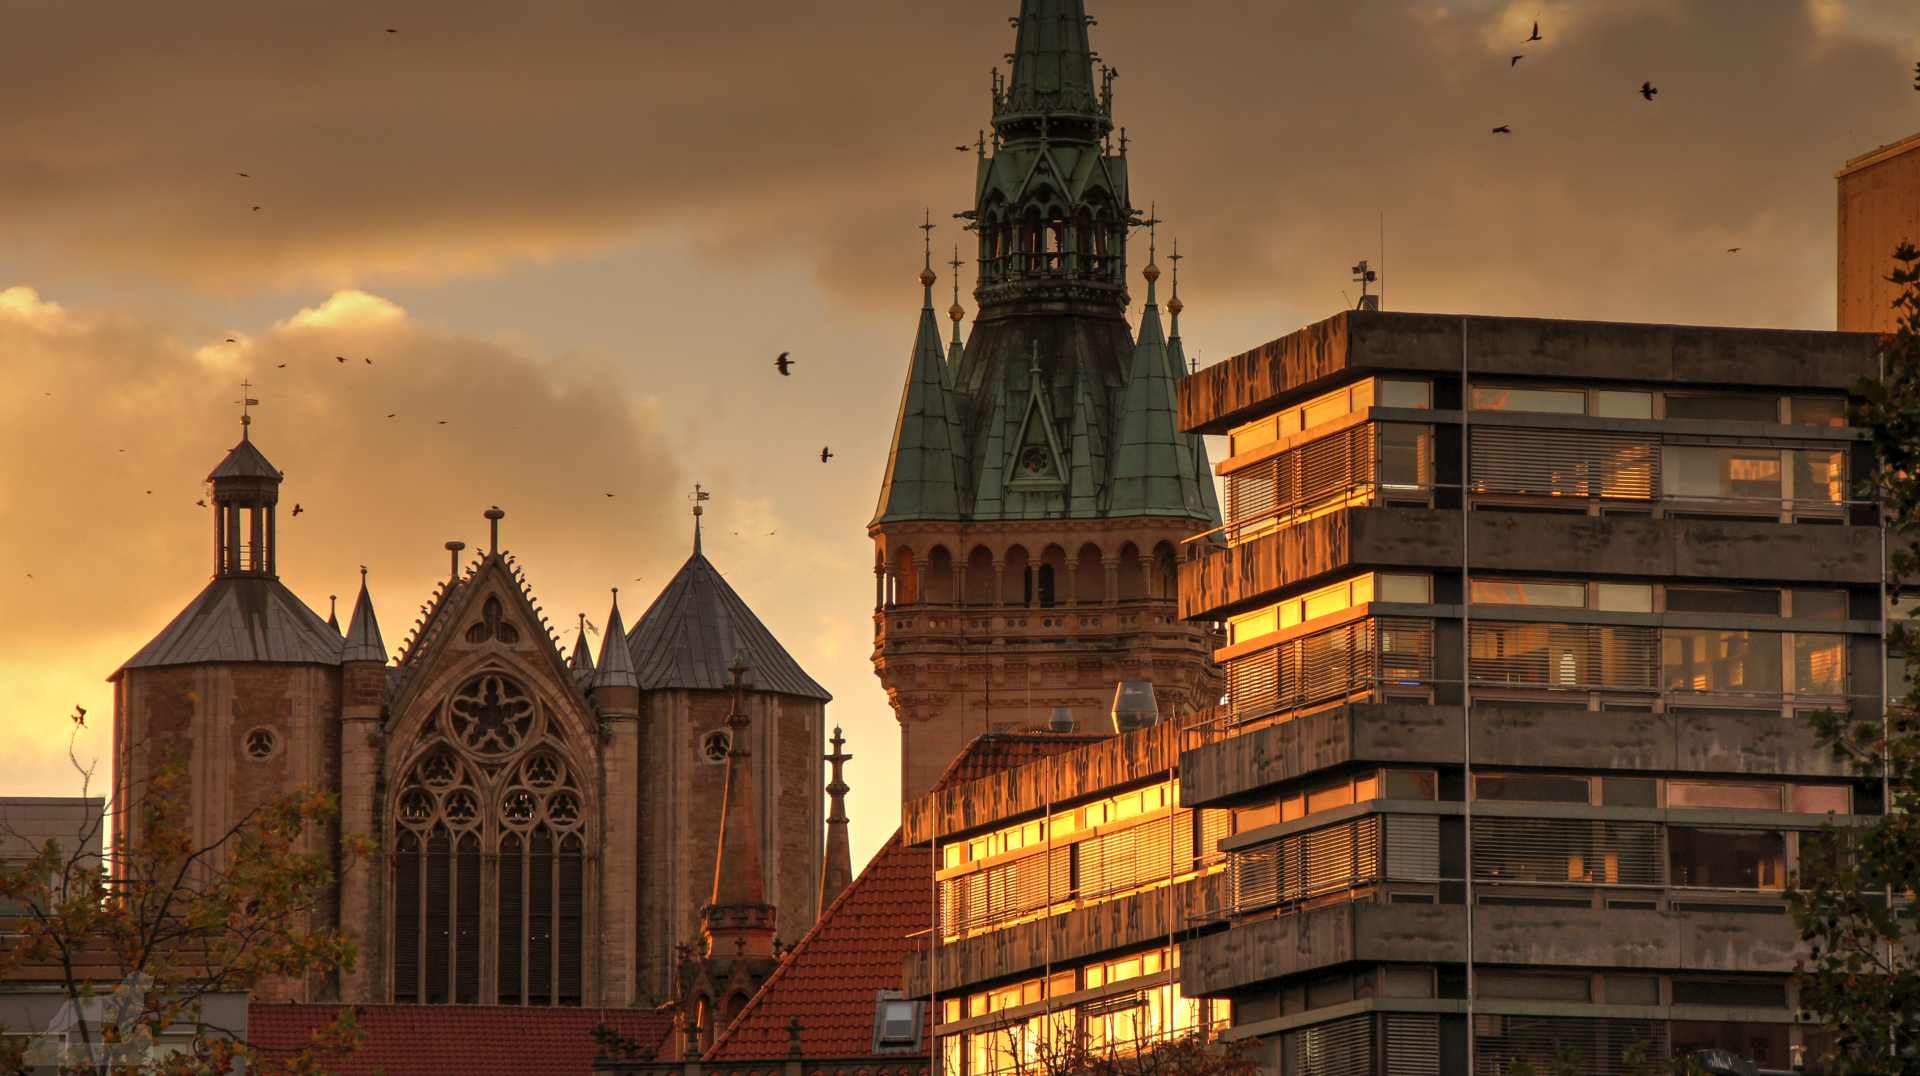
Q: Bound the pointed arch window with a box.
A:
[389,673,591,1006]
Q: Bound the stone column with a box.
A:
[1103,558,1120,606]
[597,686,642,1006]
[336,661,385,1003]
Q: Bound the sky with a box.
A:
[2,0,1918,874]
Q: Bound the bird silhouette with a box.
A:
[955,145,970,152]
[145,490,152,495]
[292,503,304,516]
[820,446,834,463]
[277,363,287,369]
[775,352,795,376]
[1640,81,1658,101]
[1526,19,1541,42]
[605,492,615,498]
[387,413,397,418]
[437,420,448,425]
[225,337,237,343]
[251,205,261,212]
[336,355,347,364]
[71,705,85,728]
[196,499,207,507]
[364,357,373,365]
[1510,55,1523,66]
[1726,247,1742,254]
[1492,125,1512,134]
[236,172,250,178]
[386,27,397,33]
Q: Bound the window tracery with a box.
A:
[389,670,589,1006]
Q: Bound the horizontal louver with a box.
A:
[1224,423,1378,537]
[1469,621,1658,691]
[1471,426,1660,500]
[1227,618,1435,722]
[1385,815,1441,881]
[1232,816,1380,913]
[1385,1013,1440,1076]
[1473,817,1665,886]
[1474,1015,1669,1076]
[1284,1014,1374,1076]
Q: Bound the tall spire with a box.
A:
[1167,237,1188,378]
[570,613,595,677]
[592,588,638,690]
[871,220,968,524]
[818,727,854,916]
[947,245,966,371]
[996,0,1108,140]
[341,567,387,664]
[703,655,776,960]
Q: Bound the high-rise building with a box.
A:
[871,0,1223,802]
[1837,129,1920,332]
[905,308,1884,1075]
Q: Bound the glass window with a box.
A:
[1665,394,1781,423]
[1668,827,1785,889]
[1380,967,1434,998]
[1792,449,1846,506]
[1305,782,1355,814]
[1671,1022,1790,1071]
[1667,781,1783,810]
[1302,394,1350,431]
[1470,580,1586,607]
[1792,785,1850,814]
[1234,802,1280,833]
[1790,396,1849,428]
[1303,587,1353,621]
[1606,975,1660,1005]
[1596,390,1654,419]
[1353,772,1381,801]
[1662,629,1783,695]
[1228,416,1278,458]
[1671,979,1788,1007]
[1279,793,1305,822]
[1477,972,1590,1002]
[1793,633,1846,696]
[1602,777,1657,807]
[1663,446,1783,502]
[1385,769,1439,800]
[1378,379,1431,409]
[1378,573,1432,604]
[1471,386,1586,414]
[1474,774,1592,803]
[1665,586,1781,615]
[1791,589,1848,620]
[1596,583,1654,612]
[1378,424,1430,490]
[1228,606,1278,647]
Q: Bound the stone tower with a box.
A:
[871,0,1224,801]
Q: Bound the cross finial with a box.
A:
[236,380,259,438]
[919,209,936,261]
[1119,127,1129,155]
[690,482,710,554]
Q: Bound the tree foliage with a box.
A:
[1790,242,1920,1075]
[0,738,365,1074]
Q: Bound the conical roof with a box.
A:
[1108,262,1212,519]
[569,618,595,679]
[341,571,387,664]
[1000,0,1104,130]
[872,269,967,525]
[592,591,638,690]
[208,436,281,482]
[626,551,830,701]
[117,577,342,676]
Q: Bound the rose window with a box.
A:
[447,674,535,756]
[499,751,583,833]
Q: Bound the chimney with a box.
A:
[1110,682,1160,734]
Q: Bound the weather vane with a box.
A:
[690,482,710,519]
[236,380,259,435]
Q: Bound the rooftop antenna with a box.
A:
[1351,260,1378,311]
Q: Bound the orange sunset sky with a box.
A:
[3,1,1919,872]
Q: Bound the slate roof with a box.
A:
[250,1003,674,1076]
[117,577,342,676]
[207,436,281,482]
[704,732,1100,1066]
[626,549,830,702]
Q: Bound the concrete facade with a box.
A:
[1838,129,1920,333]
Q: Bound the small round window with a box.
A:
[243,727,278,762]
[699,728,732,765]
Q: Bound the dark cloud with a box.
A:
[0,2,1913,329]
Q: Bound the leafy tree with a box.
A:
[0,734,365,1074]
[1791,242,1920,1075]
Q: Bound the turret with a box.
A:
[208,411,283,578]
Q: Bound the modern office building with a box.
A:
[907,308,1883,1075]
[1837,128,1920,333]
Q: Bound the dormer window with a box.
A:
[872,990,921,1052]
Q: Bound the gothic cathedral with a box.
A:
[871,0,1225,799]
[112,422,833,1007]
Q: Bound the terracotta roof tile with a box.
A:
[249,1003,674,1076]
[705,732,1100,1067]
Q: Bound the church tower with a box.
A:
[871,0,1224,800]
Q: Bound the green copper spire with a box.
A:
[1108,221,1211,520]
[1163,239,1223,521]
[872,216,967,525]
[995,0,1111,141]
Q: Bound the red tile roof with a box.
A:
[705,732,1102,1067]
[250,1003,675,1076]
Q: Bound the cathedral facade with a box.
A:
[871,0,1226,800]
[111,426,831,1007]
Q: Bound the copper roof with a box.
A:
[251,1003,674,1076]
[626,551,829,701]
[116,577,341,675]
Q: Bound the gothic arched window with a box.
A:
[389,672,590,1006]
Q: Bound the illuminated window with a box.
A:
[1471,386,1585,414]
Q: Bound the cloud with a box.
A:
[0,285,685,798]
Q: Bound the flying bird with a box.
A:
[387,413,397,418]
[775,352,795,376]
[276,363,287,369]
[236,172,250,178]
[251,205,261,211]
[364,357,373,365]
[437,420,448,425]
[386,27,398,33]
[1639,81,1658,101]
[820,446,834,463]
[1510,55,1523,66]
[145,490,152,495]
[196,499,207,507]
[1726,247,1742,254]
[336,355,348,364]
[71,705,86,728]
[956,145,970,152]
[225,337,237,343]
[1492,125,1512,134]
[605,492,615,498]
[1526,19,1541,42]
[292,503,304,516]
